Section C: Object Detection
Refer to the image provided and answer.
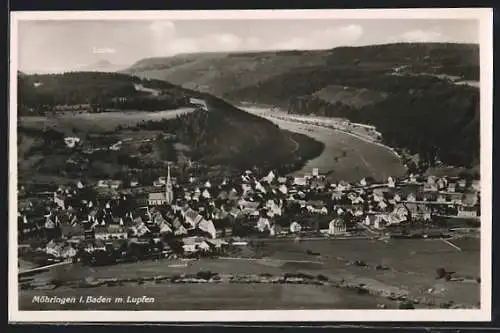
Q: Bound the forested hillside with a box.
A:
[17,72,191,114]
[126,43,480,168]
[17,71,324,180]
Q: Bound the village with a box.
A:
[17,163,481,269]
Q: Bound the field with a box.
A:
[19,238,480,310]
[20,283,394,311]
[18,108,197,135]
[240,106,406,182]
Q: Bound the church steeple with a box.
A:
[165,164,174,204]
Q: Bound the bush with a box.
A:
[317,274,329,282]
[399,301,415,309]
[196,270,217,280]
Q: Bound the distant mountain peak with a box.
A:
[93,59,113,67]
[78,59,126,73]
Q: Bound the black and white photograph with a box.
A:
[9,8,492,322]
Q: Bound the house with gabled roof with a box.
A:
[404,203,431,222]
[198,219,217,239]
[329,219,346,235]
[94,224,128,241]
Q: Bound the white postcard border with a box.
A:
[8,8,493,323]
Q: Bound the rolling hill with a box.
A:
[17,72,324,181]
[124,43,480,168]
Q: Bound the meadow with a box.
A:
[18,108,197,135]
[19,238,480,310]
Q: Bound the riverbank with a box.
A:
[238,105,406,182]
[241,106,401,159]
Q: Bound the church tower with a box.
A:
[165,164,174,204]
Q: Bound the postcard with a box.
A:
[9,8,493,323]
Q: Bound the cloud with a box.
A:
[273,24,364,50]
[147,21,258,55]
[391,28,445,43]
[146,22,364,56]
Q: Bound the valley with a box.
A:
[239,105,406,182]
[125,42,480,170]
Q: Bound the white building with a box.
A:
[312,168,319,177]
[290,221,302,233]
[329,219,346,235]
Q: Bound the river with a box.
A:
[238,105,406,182]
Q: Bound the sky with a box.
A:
[17,19,479,73]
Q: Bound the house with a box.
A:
[84,240,107,253]
[97,180,123,190]
[406,193,417,202]
[312,168,319,177]
[61,223,84,239]
[387,177,396,188]
[64,137,81,148]
[436,178,447,190]
[130,223,150,237]
[278,177,287,184]
[202,189,211,199]
[447,182,457,193]
[206,239,228,251]
[289,221,302,233]
[408,174,418,183]
[238,199,260,215]
[181,237,201,254]
[457,179,467,189]
[336,181,351,192]
[61,245,77,259]
[331,191,343,201]
[53,192,65,209]
[449,192,463,204]
[182,208,203,229]
[229,207,242,218]
[94,224,128,241]
[262,171,276,184]
[189,98,208,111]
[256,217,271,232]
[377,200,389,211]
[159,221,173,234]
[329,219,346,235]
[293,177,307,186]
[351,196,364,205]
[45,240,63,257]
[148,192,167,206]
[278,184,288,195]
[388,204,409,224]
[457,206,478,218]
[405,203,432,222]
[437,194,447,203]
[364,214,388,229]
[198,219,217,239]
[173,219,188,236]
[462,192,478,207]
[423,182,438,192]
[471,180,480,192]
[310,178,326,190]
[266,200,282,217]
